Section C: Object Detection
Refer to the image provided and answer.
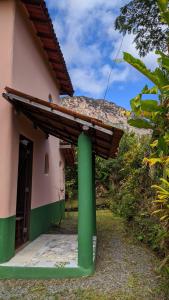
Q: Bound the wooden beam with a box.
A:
[33,111,110,153]
[44,47,59,53]
[21,0,41,5]
[22,109,79,142]
[30,17,49,23]
[49,58,62,64]
[39,124,77,144]
[20,106,82,134]
[37,31,53,39]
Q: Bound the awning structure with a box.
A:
[60,141,75,166]
[3,87,124,159]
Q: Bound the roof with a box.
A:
[3,87,124,159]
[21,0,74,96]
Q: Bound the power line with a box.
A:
[103,35,124,100]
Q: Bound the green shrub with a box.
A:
[99,133,169,257]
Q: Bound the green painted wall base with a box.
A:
[0,265,95,279]
[0,200,65,263]
[0,248,97,280]
[30,200,65,241]
[0,216,16,263]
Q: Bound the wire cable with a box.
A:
[103,35,124,100]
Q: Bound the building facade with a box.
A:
[0,0,73,263]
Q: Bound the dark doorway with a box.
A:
[15,135,33,249]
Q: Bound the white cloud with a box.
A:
[70,68,104,97]
[46,0,158,98]
[47,0,127,14]
[70,64,130,97]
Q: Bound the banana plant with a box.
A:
[123,28,169,168]
[123,0,169,229]
[123,0,169,142]
[124,51,169,163]
[152,178,169,227]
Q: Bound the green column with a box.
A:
[78,132,93,269]
[92,153,96,235]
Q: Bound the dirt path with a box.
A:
[0,210,168,300]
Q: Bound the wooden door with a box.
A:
[15,136,33,249]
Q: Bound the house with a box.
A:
[0,0,73,262]
[0,0,123,279]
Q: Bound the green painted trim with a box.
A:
[0,216,16,263]
[0,201,65,263]
[78,133,93,269]
[0,265,95,279]
[30,200,65,241]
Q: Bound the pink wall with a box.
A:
[0,0,18,218]
[12,2,60,102]
[15,115,65,210]
[0,1,65,218]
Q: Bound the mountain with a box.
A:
[61,96,149,135]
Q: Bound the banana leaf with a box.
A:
[141,85,159,94]
[140,100,160,112]
[124,52,160,86]
[157,0,168,12]
[128,118,154,129]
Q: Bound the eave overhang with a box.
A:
[3,87,124,159]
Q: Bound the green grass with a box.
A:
[65,199,78,210]
[65,198,109,211]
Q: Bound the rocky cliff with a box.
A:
[61,96,148,135]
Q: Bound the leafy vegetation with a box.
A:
[115,0,169,56]
[152,178,169,227]
[117,0,169,271]
[65,151,78,201]
[64,134,168,256]
[96,133,169,257]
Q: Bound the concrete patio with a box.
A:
[0,234,97,269]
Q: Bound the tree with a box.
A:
[123,0,169,175]
[123,0,169,230]
[115,0,169,56]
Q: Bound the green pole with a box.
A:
[78,132,93,269]
[92,152,96,235]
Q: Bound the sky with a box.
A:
[46,0,158,110]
